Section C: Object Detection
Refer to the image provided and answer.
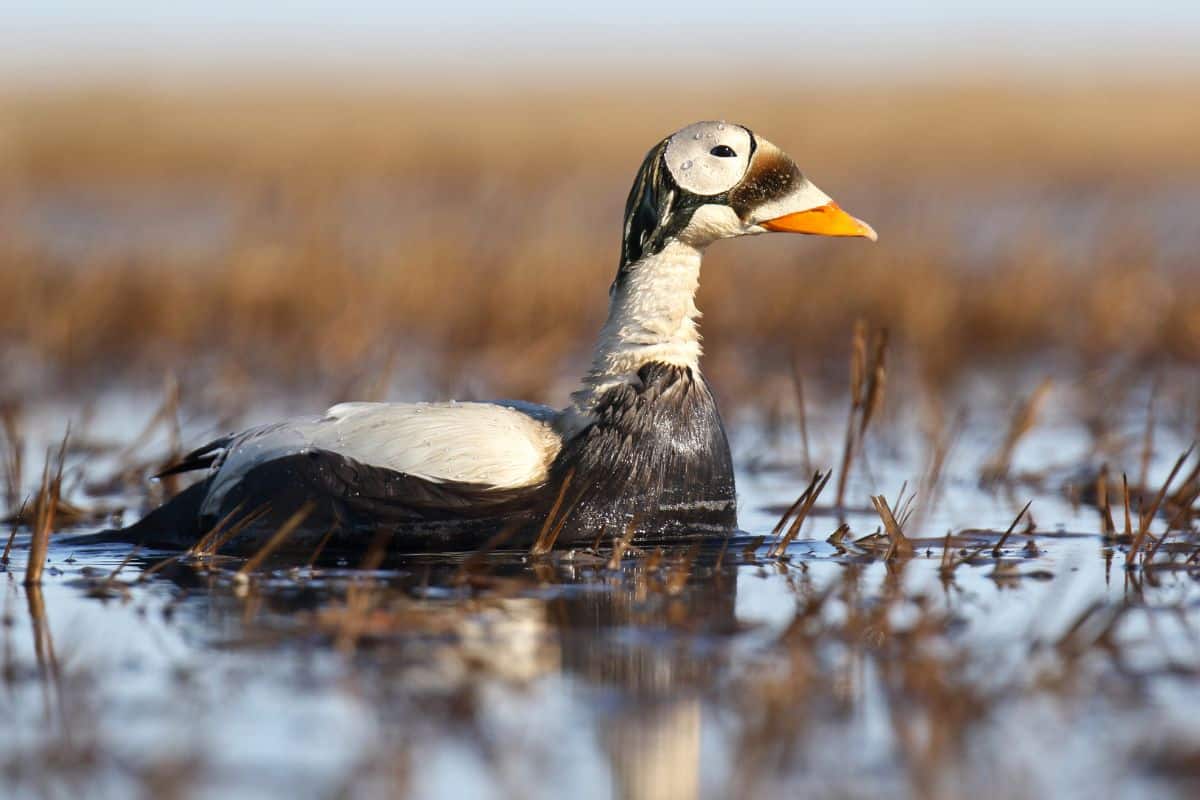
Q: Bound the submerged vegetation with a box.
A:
[1,78,1199,797]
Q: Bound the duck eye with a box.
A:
[709,145,737,158]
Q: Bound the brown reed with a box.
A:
[1,82,1198,404]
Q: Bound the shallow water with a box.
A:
[2,387,1199,799]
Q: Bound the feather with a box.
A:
[154,435,234,478]
[199,401,562,519]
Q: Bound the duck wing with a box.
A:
[193,400,562,517]
[119,401,564,552]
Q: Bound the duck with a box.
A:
[121,121,875,554]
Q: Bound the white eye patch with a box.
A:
[664,121,752,197]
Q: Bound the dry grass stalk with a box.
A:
[332,581,377,653]
[1139,382,1158,490]
[827,523,851,550]
[541,508,578,555]
[981,378,1052,483]
[913,406,966,532]
[2,505,22,565]
[1097,465,1117,537]
[645,547,664,572]
[236,502,315,577]
[1122,473,1133,538]
[834,322,867,509]
[870,495,914,561]
[741,535,766,560]
[304,526,339,570]
[769,471,820,539]
[606,518,639,571]
[1168,456,1200,515]
[664,543,700,595]
[860,329,889,438]
[530,469,574,557]
[201,506,276,556]
[188,501,245,557]
[835,322,888,508]
[1,407,23,514]
[116,373,181,465]
[714,531,733,570]
[359,528,394,572]
[136,551,184,583]
[23,583,61,690]
[890,481,919,531]
[455,519,525,582]
[105,547,139,583]
[23,477,53,585]
[1144,492,1200,566]
[85,547,142,599]
[938,532,960,579]
[1167,481,1200,532]
[191,502,273,559]
[769,470,831,558]
[1126,444,1196,568]
[126,375,185,498]
[23,433,70,586]
[1053,601,1126,662]
[790,357,813,475]
[991,500,1034,558]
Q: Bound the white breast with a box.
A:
[199,401,563,518]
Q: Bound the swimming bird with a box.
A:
[124,121,875,554]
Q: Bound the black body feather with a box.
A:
[544,362,736,543]
[105,362,736,555]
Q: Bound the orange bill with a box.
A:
[760,202,877,241]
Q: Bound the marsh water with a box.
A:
[3,378,1199,800]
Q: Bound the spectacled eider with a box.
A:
[121,121,876,554]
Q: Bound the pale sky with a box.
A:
[5,1,1199,82]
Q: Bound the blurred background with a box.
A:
[2,1,1199,406]
[4,7,1200,799]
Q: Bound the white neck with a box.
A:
[571,239,704,412]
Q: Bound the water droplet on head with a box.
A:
[693,132,702,140]
[681,160,693,170]
[717,123,726,131]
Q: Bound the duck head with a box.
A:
[620,120,876,270]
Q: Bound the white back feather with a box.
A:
[200,401,563,518]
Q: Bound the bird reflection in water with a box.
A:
[122,544,742,799]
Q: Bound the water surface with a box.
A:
[2,389,1198,799]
